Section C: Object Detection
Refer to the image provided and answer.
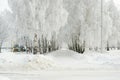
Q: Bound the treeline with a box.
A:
[12,34,59,54]
[11,32,120,54]
[106,41,120,51]
[12,32,87,54]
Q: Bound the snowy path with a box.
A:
[0,70,120,80]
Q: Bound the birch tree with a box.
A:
[0,16,8,53]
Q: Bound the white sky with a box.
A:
[0,0,120,13]
[106,0,120,9]
[113,0,120,8]
[0,0,10,13]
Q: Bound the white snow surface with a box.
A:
[0,76,10,80]
[0,50,120,80]
[0,50,120,71]
[0,52,57,71]
[46,50,120,70]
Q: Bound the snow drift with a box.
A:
[0,52,57,71]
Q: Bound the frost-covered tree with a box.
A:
[7,0,120,53]
[0,16,8,53]
[8,0,68,39]
[8,0,34,38]
[107,0,120,49]
[58,0,102,51]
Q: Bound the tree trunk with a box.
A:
[0,42,2,53]
[0,47,1,53]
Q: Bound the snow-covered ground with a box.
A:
[46,50,120,70]
[0,49,120,80]
[0,52,57,72]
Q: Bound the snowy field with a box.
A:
[0,50,120,80]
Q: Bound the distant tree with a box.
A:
[33,33,38,54]
[38,33,59,54]
[117,41,120,50]
[23,36,32,53]
[50,33,59,51]
[68,35,85,54]
[107,41,109,51]
[0,17,8,53]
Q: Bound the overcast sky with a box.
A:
[0,0,120,13]
[113,0,120,8]
[0,0,10,12]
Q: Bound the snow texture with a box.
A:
[0,76,10,80]
[0,50,120,72]
[0,52,57,71]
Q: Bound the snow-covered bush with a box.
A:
[19,45,26,52]
[12,44,26,52]
[12,44,20,52]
